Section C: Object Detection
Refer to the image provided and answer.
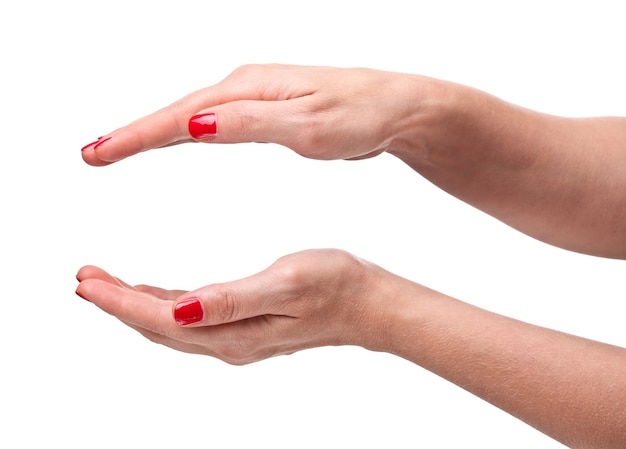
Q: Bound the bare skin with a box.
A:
[78,64,626,448]
[82,64,626,257]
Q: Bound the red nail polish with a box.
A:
[81,139,101,152]
[93,136,111,149]
[81,136,110,151]
[189,113,217,139]
[174,298,203,325]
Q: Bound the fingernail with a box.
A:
[81,136,111,152]
[75,289,90,302]
[174,298,203,325]
[94,136,111,149]
[81,139,101,152]
[189,113,217,139]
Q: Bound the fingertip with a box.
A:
[74,283,89,301]
[75,265,119,286]
[76,265,97,282]
[102,104,192,160]
[80,130,140,165]
[76,263,99,275]
[80,139,101,152]
[74,277,127,309]
[75,277,99,302]
[81,137,116,166]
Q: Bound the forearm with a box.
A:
[80,64,626,258]
[366,273,626,448]
[387,76,626,258]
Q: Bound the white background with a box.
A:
[1,1,624,447]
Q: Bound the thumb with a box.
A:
[189,98,309,150]
[172,271,290,327]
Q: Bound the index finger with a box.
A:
[76,277,177,336]
[79,66,247,166]
[80,100,195,166]
[79,64,320,166]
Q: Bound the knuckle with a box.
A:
[229,63,264,80]
[219,344,253,366]
[211,285,237,323]
[167,100,194,135]
[211,322,277,366]
[291,113,328,158]
[228,102,256,140]
[213,337,256,365]
[272,256,308,287]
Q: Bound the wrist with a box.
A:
[353,264,429,355]
[384,75,462,166]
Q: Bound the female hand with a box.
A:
[75,248,626,447]
[81,64,429,166]
[75,249,396,364]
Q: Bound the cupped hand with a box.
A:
[81,64,427,166]
[75,249,396,365]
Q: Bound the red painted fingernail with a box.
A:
[174,298,203,325]
[93,136,111,149]
[81,139,101,152]
[81,136,110,151]
[189,113,217,139]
